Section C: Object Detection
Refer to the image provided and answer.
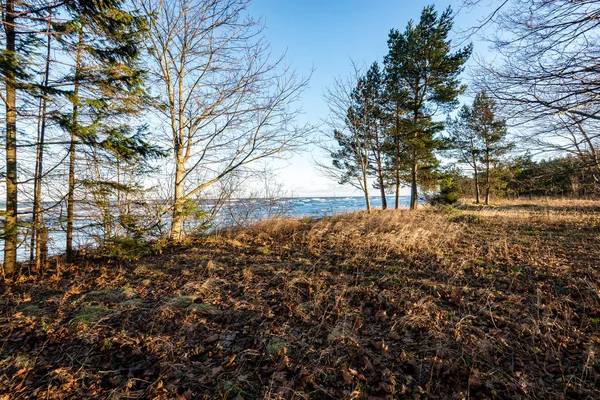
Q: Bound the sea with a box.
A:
[3,195,413,261]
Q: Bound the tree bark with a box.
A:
[31,12,53,270]
[66,31,83,261]
[4,0,18,275]
[409,128,418,210]
[378,174,387,210]
[373,126,387,210]
[410,155,418,210]
[363,168,371,213]
[394,111,401,209]
[473,158,480,204]
[485,149,491,205]
[171,149,185,241]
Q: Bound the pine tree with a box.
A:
[383,44,409,209]
[469,91,512,205]
[446,105,483,204]
[348,63,390,210]
[385,6,471,209]
[2,0,19,274]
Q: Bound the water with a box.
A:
[3,195,413,261]
[276,195,410,218]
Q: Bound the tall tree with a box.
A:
[446,105,483,204]
[383,48,409,209]
[386,6,471,209]
[2,0,19,274]
[54,2,151,260]
[321,66,374,212]
[356,63,389,209]
[469,91,511,205]
[136,0,311,241]
[30,6,54,269]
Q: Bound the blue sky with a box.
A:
[247,0,490,197]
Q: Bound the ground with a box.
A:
[2,199,600,399]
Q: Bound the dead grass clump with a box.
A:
[303,210,460,259]
[232,217,306,245]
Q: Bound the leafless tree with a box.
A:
[317,63,375,213]
[134,0,312,241]
[467,0,600,174]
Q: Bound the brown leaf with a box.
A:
[277,356,291,371]
[211,366,224,378]
[203,334,219,344]
[373,339,389,352]
[224,354,237,368]
[375,309,388,322]
[176,389,193,400]
[342,364,358,384]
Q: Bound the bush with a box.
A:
[100,236,155,261]
[430,174,460,205]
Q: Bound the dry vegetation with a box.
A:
[2,200,600,399]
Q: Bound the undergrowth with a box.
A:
[1,202,600,399]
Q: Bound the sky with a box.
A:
[246,0,491,197]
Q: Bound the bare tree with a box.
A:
[318,64,375,213]
[135,0,311,240]
[523,115,600,183]
[468,0,600,168]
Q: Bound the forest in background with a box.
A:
[1,0,599,277]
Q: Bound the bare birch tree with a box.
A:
[135,0,311,240]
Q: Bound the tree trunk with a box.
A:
[395,169,400,209]
[31,14,53,270]
[378,175,387,210]
[410,157,418,210]
[409,111,419,210]
[410,127,418,210]
[473,159,480,205]
[394,111,401,209]
[66,31,83,261]
[363,168,371,213]
[171,154,185,241]
[373,126,387,210]
[66,134,76,260]
[4,0,18,275]
[485,150,491,206]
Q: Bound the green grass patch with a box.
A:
[168,296,196,308]
[70,305,111,326]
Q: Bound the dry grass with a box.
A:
[1,200,600,399]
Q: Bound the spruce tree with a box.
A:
[2,0,148,274]
[54,2,155,260]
